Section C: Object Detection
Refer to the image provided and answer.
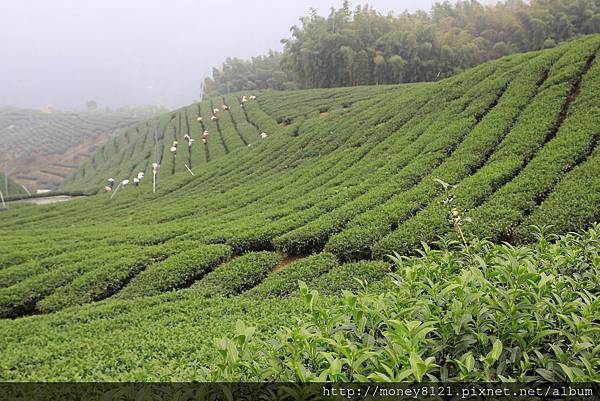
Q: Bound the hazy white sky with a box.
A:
[0,0,482,110]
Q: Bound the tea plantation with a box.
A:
[0,36,599,381]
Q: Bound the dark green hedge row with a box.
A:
[245,253,339,298]
[192,251,279,297]
[116,244,232,299]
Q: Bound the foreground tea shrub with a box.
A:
[210,226,600,381]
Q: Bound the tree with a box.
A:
[85,100,97,111]
[203,0,600,95]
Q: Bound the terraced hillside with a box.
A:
[1,36,600,381]
[0,106,161,190]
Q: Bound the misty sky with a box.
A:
[0,0,484,110]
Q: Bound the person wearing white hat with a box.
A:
[196,116,203,123]
[133,178,140,187]
[260,132,268,139]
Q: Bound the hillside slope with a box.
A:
[56,34,600,252]
[0,107,161,190]
[0,35,599,380]
[0,36,600,315]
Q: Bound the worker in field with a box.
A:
[211,115,218,122]
[202,130,209,139]
[197,116,203,123]
[222,104,229,111]
[260,132,268,139]
[133,178,140,187]
[249,95,256,100]
[108,178,115,188]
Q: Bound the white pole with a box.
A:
[110,182,122,200]
[3,165,8,197]
[21,185,31,197]
[0,189,6,209]
[184,164,195,176]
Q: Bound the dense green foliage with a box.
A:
[203,0,600,95]
[211,227,600,381]
[116,244,232,299]
[0,37,599,381]
[193,252,280,297]
[0,227,598,381]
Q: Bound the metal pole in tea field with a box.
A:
[110,182,122,200]
[3,165,8,197]
[0,189,6,209]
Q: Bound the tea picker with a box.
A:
[104,178,115,192]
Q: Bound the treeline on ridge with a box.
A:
[202,0,600,96]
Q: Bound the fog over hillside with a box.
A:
[0,0,489,110]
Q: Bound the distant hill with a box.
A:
[0,106,163,191]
